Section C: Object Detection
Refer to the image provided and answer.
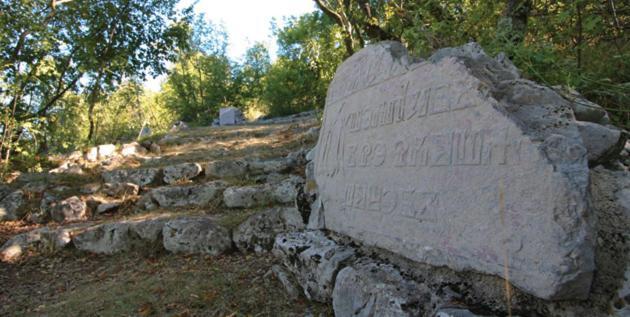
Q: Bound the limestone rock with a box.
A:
[140,181,226,209]
[102,168,160,187]
[149,143,161,155]
[73,218,168,254]
[333,259,432,317]
[272,176,304,204]
[233,207,304,253]
[50,196,87,222]
[0,190,24,221]
[96,202,120,214]
[97,144,117,159]
[576,121,623,164]
[30,192,57,223]
[273,230,355,302]
[435,308,492,317]
[102,182,139,197]
[204,160,248,178]
[121,142,147,157]
[0,226,84,262]
[314,41,595,299]
[306,197,325,230]
[219,107,244,126]
[271,265,301,300]
[553,85,610,124]
[223,185,274,208]
[162,217,232,255]
[249,157,293,174]
[162,162,202,185]
[85,147,98,161]
[49,162,84,174]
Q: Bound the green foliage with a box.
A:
[262,12,345,116]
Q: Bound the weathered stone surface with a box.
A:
[333,259,431,317]
[435,308,491,317]
[576,121,623,164]
[97,144,117,159]
[273,230,355,302]
[140,181,226,209]
[271,265,301,300]
[553,85,610,124]
[102,182,139,197]
[73,218,168,254]
[50,196,87,222]
[223,177,302,208]
[96,202,120,214]
[121,142,147,157]
[30,192,57,223]
[49,162,84,174]
[102,168,160,187]
[0,190,24,221]
[233,207,304,253]
[248,158,293,174]
[0,225,84,262]
[162,162,203,185]
[162,217,232,255]
[219,107,244,125]
[314,42,595,299]
[223,185,274,208]
[85,147,98,161]
[271,176,303,203]
[204,160,248,178]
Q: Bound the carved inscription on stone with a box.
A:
[314,42,593,300]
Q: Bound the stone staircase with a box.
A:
[0,114,319,265]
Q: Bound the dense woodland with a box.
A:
[0,0,628,173]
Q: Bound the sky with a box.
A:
[145,0,318,91]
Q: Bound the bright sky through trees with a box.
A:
[145,0,317,91]
[185,0,317,60]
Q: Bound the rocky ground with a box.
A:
[0,106,628,317]
[0,113,330,316]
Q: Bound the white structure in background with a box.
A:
[219,107,245,126]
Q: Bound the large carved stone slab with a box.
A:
[314,42,595,300]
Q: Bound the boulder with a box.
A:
[102,182,139,197]
[248,158,293,174]
[162,162,203,185]
[49,162,84,174]
[73,218,168,254]
[233,207,304,253]
[85,147,98,161]
[271,176,304,204]
[273,230,355,302]
[223,185,274,208]
[140,181,226,209]
[102,168,160,187]
[97,144,117,159]
[50,196,87,222]
[149,143,161,155]
[0,225,84,262]
[121,142,147,157]
[553,85,610,124]
[219,107,245,126]
[333,259,432,317]
[30,192,57,223]
[0,190,24,221]
[162,217,232,255]
[314,41,595,299]
[204,160,248,178]
[575,121,623,165]
[96,202,120,214]
[271,265,301,300]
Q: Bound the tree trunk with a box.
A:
[86,73,103,143]
[501,0,532,44]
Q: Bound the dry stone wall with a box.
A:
[313,42,598,300]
